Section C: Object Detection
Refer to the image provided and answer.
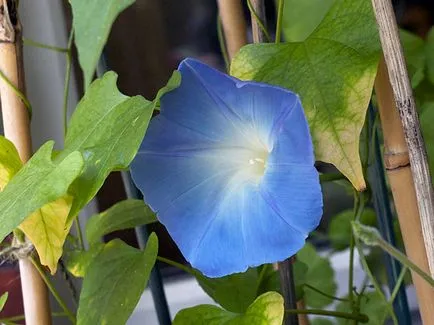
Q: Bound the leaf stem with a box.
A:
[74,217,85,251]
[63,30,74,136]
[375,235,434,288]
[389,267,408,304]
[348,191,360,305]
[30,256,76,324]
[275,0,284,43]
[304,283,349,302]
[0,312,67,323]
[217,15,230,71]
[0,69,32,118]
[285,309,369,323]
[157,256,195,276]
[246,0,271,42]
[354,237,398,324]
[23,37,68,53]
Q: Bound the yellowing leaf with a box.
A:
[0,139,82,273]
[19,196,73,274]
[0,136,22,189]
[173,292,284,325]
[231,0,381,190]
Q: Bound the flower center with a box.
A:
[247,150,268,181]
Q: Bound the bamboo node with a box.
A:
[0,0,17,43]
[384,151,410,171]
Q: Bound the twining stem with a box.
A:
[0,312,67,323]
[74,216,85,251]
[374,234,434,288]
[63,30,74,136]
[275,0,285,43]
[285,309,368,322]
[389,267,408,304]
[217,16,230,71]
[348,191,360,305]
[354,238,398,325]
[30,256,76,324]
[246,0,271,42]
[304,283,349,302]
[23,37,68,53]
[0,69,32,117]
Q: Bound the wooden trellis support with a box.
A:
[0,0,52,324]
[372,0,434,324]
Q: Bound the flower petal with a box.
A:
[261,164,323,235]
[191,184,307,277]
[131,58,323,278]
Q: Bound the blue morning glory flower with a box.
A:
[131,58,323,278]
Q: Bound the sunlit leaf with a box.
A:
[231,0,381,190]
[0,141,83,242]
[19,196,74,274]
[70,0,135,88]
[86,199,156,245]
[64,244,104,277]
[76,235,158,325]
[297,243,337,308]
[281,0,334,42]
[173,292,284,325]
[0,136,21,190]
[62,71,180,218]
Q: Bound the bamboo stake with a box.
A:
[0,1,52,324]
[249,0,267,43]
[216,0,247,60]
[371,0,434,276]
[296,300,310,325]
[375,58,434,325]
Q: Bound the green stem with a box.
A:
[63,30,74,136]
[348,191,360,305]
[246,0,271,42]
[0,69,32,118]
[304,283,349,302]
[74,217,85,251]
[389,267,408,304]
[23,38,68,53]
[217,16,230,71]
[354,238,398,325]
[157,256,195,275]
[376,236,434,288]
[285,309,368,323]
[256,264,269,295]
[0,312,67,323]
[275,0,284,43]
[30,256,76,324]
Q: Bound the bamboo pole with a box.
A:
[0,1,52,324]
[371,0,434,276]
[375,58,434,325]
[296,300,309,325]
[249,0,267,43]
[216,0,247,60]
